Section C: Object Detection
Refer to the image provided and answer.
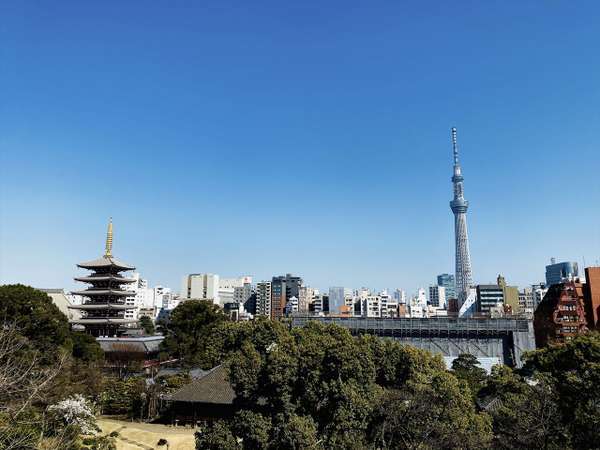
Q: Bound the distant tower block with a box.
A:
[449,128,473,308]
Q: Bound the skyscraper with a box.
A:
[449,127,473,307]
[428,285,446,309]
[271,274,303,320]
[436,273,456,300]
[255,281,272,317]
[545,259,579,287]
[181,273,220,303]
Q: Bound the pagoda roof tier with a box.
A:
[77,256,135,271]
[69,318,138,325]
[69,304,131,310]
[72,289,132,297]
[74,274,136,284]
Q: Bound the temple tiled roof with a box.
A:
[70,318,138,325]
[77,256,135,271]
[69,303,130,310]
[74,274,136,283]
[96,335,164,353]
[167,365,236,405]
[156,367,210,379]
[71,289,132,297]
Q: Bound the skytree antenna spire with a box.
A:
[452,127,458,165]
[449,127,473,309]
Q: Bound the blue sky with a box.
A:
[1,1,599,294]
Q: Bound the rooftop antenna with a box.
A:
[451,127,459,165]
[105,217,113,257]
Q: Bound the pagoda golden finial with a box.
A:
[105,217,113,257]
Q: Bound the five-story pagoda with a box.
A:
[70,219,137,337]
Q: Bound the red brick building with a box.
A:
[583,267,600,330]
[534,280,588,347]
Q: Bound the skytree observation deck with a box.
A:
[70,219,137,337]
[290,315,535,369]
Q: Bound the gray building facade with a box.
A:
[476,284,504,314]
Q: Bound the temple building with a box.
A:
[70,219,137,336]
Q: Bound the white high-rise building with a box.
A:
[233,281,254,311]
[298,286,314,312]
[284,296,299,315]
[532,283,548,310]
[356,288,371,300]
[182,273,220,303]
[312,295,325,314]
[393,289,407,304]
[123,273,152,320]
[219,276,252,306]
[361,296,381,318]
[344,295,355,315]
[151,286,179,313]
[380,290,398,318]
[255,281,272,317]
[408,304,425,318]
[428,285,447,309]
[416,288,428,307]
[519,287,534,315]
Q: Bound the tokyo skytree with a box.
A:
[449,127,473,306]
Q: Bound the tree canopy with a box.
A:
[0,284,71,363]
[0,285,109,449]
[160,300,228,367]
[194,321,492,449]
[139,315,155,335]
[178,317,600,450]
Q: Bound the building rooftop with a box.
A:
[71,288,132,297]
[74,274,136,283]
[39,288,81,320]
[77,255,135,271]
[167,365,236,405]
[96,335,164,353]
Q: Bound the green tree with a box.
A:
[139,316,155,335]
[485,373,567,450]
[451,353,487,398]
[100,377,146,416]
[202,317,291,367]
[229,341,265,408]
[232,410,271,450]
[71,332,104,363]
[366,336,446,388]
[160,300,227,367]
[0,284,71,363]
[371,371,492,450]
[195,421,239,450]
[270,413,320,450]
[523,333,600,449]
[228,322,382,448]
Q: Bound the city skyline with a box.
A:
[1,2,600,292]
[6,214,593,296]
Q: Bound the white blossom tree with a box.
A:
[47,394,99,435]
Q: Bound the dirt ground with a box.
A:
[98,417,196,450]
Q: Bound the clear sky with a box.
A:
[1,1,599,294]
